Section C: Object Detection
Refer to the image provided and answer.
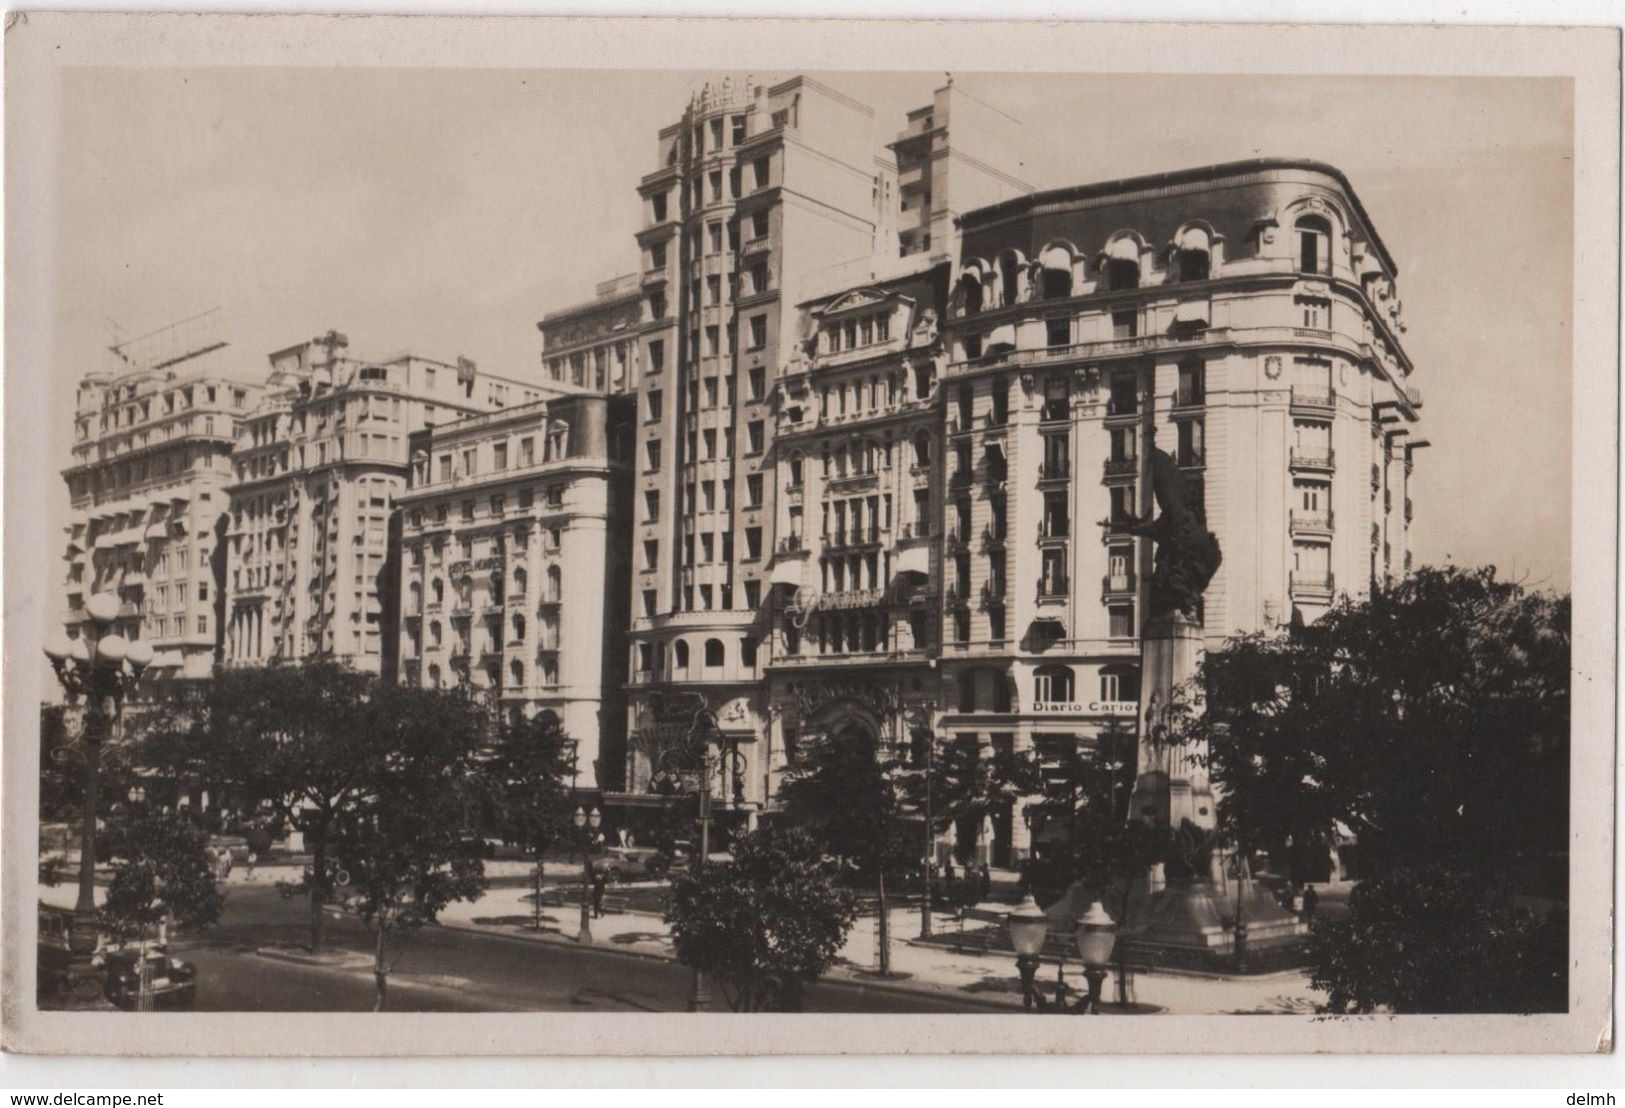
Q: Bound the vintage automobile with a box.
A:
[102,945,198,1011]
[36,903,75,997]
[590,846,671,883]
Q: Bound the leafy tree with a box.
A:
[328,681,490,1011]
[905,732,1042,863]
[483,710,577,929]
[1310,866,1566,1014]
[778,729,914,974]
[667,828,857,1011]
[141,661,378,952]
[99,813,225,944]
[1186,566,1569,883]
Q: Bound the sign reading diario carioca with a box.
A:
[1026,700,1138,717]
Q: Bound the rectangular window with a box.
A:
[645,440,662,471]
[748,315,767,350]
[1109,604,1135,639]
[744,527,762,560]
[646,390,663,422]
[1047,317,1070,348]
[708,222,723,253]
[746,473,763,507]
[644,490,661,521]
[753,157,770,189]
[1112,310,1138,340]
[648,340,665,373]
[746,421,765,454]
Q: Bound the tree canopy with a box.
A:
[666,827,857,1011]
[100,812,225,943]
[1184,566,1569,881]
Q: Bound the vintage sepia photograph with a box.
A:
[2,14,1616,1063]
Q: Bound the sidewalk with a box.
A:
[432,881,1322,1015]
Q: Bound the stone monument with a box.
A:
[1120,443,1303,967]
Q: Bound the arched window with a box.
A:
[674,639,690,671]
[427,664,441,689]
[547,565,561,602]
[511,612,526,642]
[998,253,1021,307]
[508,659,524,688]
[959,271,984,315]
[512,566,527,596]
[432,578,444,604]
[408,580,421,614]
[704,638,726,668]
[1175,226,1211,282]
[1103,237,1141,291]
[1034,664,1076,705]
[1296,215,1331,275]
[429,621,442,647]
[1098,664,1140,703]
[913,429,931,466]
[1039,246,1074,299]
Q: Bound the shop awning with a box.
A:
[1107,237,1140,261]
[769,558,803,587]
[144,522,168,540]
[984,323,1016,350]
[894,545,930,577]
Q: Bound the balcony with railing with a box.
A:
[1290,571,1336,597]
[1289,447,1336,471]
[1290,509,1335,534]
[1172,387,1206,410]
[1037,516,1070,542]
[1290,386,1337,413]
[777,534,806,555]
[1101,572,1137,597]
[1103,456,1137,479]
[1038,459,1072,482]
[981,523,1006,550]
[1104,515,1137,538]
[947,579,974,605]
[980,580,1006,608]
[1036,577,1070,601]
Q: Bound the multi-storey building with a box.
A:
[60,314,263,687]
[395,394,635,790]
[623,75,901,808]
[890,77,1034,259]
[538,274,643,394]
[761,255,952,796]
[221,333,554,674]
[928,158,1422,864]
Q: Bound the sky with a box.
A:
[49,67,1573,590]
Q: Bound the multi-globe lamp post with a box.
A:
[1006,895,1119,1014]
[42,592,153,994]
[572,805,602,944]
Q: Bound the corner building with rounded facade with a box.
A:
[930,158,1423,864]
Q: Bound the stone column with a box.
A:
[1128,610,1215,831]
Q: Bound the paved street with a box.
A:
[171,883,998,1013]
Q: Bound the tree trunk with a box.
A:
[876,865,891,976]
[308,812,330,953]
[372,925,388,1013]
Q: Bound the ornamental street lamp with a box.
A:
[1006,896,1119,1014]
[572,805,602,944]
[43,593,153,997]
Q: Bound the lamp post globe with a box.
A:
[84,593,120,626]
[1006,894,1050,1009]
[125,639,155,670]
[1073,900,1118,1014]
[69,639,90,664]
[96,634,130,666]
[43,633,74,663]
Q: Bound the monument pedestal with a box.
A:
[1122,612,1304,968]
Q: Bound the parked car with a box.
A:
[36,903,74,997]
[591,846,670,883]
[101,945,198,1011]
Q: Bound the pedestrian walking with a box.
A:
[1300,884,1319,924]
[591,869,608,919]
